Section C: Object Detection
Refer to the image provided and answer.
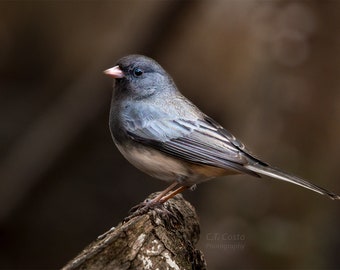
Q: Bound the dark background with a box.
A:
[1,1,339,269]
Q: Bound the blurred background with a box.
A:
[0,1,339,269]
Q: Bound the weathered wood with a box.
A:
[61,193,207,270]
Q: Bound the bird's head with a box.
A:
[104,55,176,100]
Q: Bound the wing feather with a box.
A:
[126,116,262,177]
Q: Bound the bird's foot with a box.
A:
[124,195,182,224]
[123,198,163,222]
[129,198,162,213]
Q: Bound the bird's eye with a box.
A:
[133,67,143,77]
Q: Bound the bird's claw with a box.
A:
[123,197,182,224]
[123,199,162,222]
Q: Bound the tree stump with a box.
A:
[61,193,207,270]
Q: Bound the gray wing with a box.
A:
[124,113,340,200]
[125,115,266,177]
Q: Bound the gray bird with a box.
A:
[105,54,339,203]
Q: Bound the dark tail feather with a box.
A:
[245,163,340,200]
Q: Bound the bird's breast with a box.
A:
[114,142,240,186]
[115,142,190,182]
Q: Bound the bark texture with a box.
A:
[62,193,206,270]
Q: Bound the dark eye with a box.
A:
[133,67,143,77]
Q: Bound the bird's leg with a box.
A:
[128,182,178,213]
[159,185,188,203]
[147,181,179,204]
[126,182,189,222]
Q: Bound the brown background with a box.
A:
[0,1,339,269]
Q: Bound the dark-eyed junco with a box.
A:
[105,54,339,203]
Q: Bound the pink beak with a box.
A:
[104,65,124,78]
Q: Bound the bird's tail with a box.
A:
[245,163,340,200]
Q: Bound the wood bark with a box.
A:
[61,193,207,270]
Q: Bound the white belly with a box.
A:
[115,143,190,183]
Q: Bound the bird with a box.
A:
[104,54,339,204]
